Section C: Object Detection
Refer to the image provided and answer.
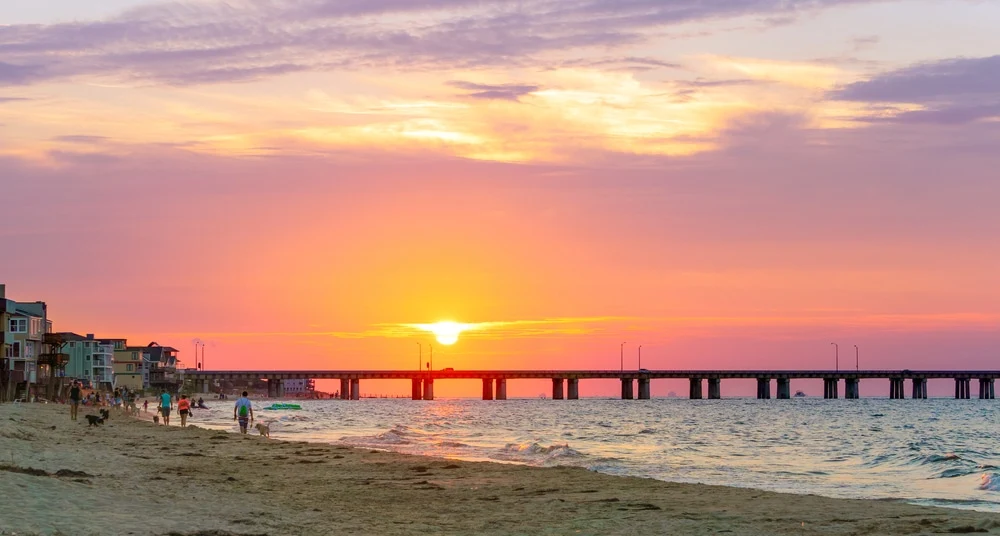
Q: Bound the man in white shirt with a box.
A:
[233,391,253,434]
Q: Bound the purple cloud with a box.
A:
[447,80,540,100]
[0,0,874,87]
[831,55,1000,124]
[831,55,1000,102]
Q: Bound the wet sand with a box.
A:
[2,403,1000,535]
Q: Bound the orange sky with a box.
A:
[3,1,1000,397]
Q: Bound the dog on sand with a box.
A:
[100,409,110,420]
[254,422,271,438]
[153,415,160,424]
[85,414,105,427]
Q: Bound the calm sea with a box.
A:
[186,397,1000,511]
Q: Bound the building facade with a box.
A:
[282,378,316,394]
[143,343,182,392]
[4,287,50,398]
[105,339,143,390]
[55,333,115,390]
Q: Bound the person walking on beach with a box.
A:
[233,391,253,434]
[178,395,191,427]
[69,381,81,421]
[143,399,148,413]
[159,389,172,426]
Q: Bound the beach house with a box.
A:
[2,285,51,400]
[54,333,115,390]
[1,285,15,400]
[142,342,182,392]
[104,339,143,390]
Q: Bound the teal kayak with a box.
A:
[263,403,302,410]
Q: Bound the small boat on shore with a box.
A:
[263,403,302,410]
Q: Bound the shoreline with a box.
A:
[3,403,1000,535]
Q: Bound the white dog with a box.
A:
[254,421,271,438]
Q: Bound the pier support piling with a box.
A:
[823,378,839,399]
[411,378,423,400]
[277,380,285,398]
[756,378,770,399]
[495,378,507,400]
[776,378,790,399]
[845,378,860,399]
[955,378,970,399]
[889,378,904,399]
[912,378,927,399]
[422,378,434,401]
[566,378,579,400]
[638,377,650,400]
[709,378,722,399]
[978,379,994,400]
[553,378,565,400]
[689,378,703,400]
[350,378,359,400]
[621,378,634,400]
[340,379,349,400]
[482,378,495,400]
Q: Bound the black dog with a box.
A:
[100,409,110,420]
[85,414,105,427]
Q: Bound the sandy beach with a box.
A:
[2,403,1000,535]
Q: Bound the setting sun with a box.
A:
[423,321,469,345]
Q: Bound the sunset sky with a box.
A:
[3,0,999,397]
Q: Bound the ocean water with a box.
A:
[185,397,1000,511]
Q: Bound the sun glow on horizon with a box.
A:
[419,321,470,345]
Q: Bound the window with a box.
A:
[4,342,21,358]
[132,351,138,359]
[29,318,41,336]
[126,364,133,372]
[69,342,76,348]
[9,318,27,333]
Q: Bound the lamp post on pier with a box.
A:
[854,344,859,371]
[831,342,839,371]
[638,345,642,370]
[416,342,422,371]
[620,342,626,372]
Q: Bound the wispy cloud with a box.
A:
[0,0,876,87]
[447,80,540,101]
[830,55,1000,124]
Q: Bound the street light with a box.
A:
[429,344,433,372]
[854,344,859,371]
[831,342,839,371]
[416,342,422,371]
[638,345,643,370]
[620,342,626,371]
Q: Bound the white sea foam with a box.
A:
[187,397,1000,512]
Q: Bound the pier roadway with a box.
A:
[185,370,1000,401]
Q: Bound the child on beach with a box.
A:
[178,395,191,427]
[233,391,253,434]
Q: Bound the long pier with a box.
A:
[184,370,999,401]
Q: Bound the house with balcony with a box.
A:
[2,284,50,400]
[142,342,182,392]
[54,333,115,390]
[103,338,144,390]
[1,285,16,401]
